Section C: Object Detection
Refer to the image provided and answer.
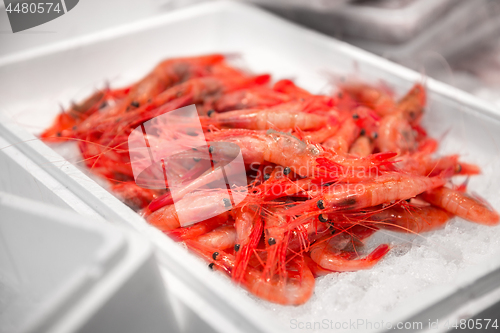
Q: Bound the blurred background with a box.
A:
[2,0,500,107]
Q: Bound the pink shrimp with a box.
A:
[376,83,426,154]
[166,212,229,241]
[205,129,326,178]
[310,239,390,272]
[111,181,162,210]
[232,205,264,282]
[194,225,237,250]
[340,81,396,116]
[323,117,360,153]
[212,87,291,112]
[421,187,499,226]
[186,240,315,305]
[147,74,270,114]
[273,79,315,100]
[370,204,452,233]
[204,96,336,130]
[395,153,480,177]
[262,204,292,278]
[145,190,233,231]
[286,172,449,216]
[349,135,374,157]
[295,125,339,144]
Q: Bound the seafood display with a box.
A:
[41,54,499,306]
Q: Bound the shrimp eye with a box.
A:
[317,200,325,210]
[455,164,462,174]
[337,92,343,99]
[212,252,219,260]
[331,229,337,235]
[318,214,328,223]
[209,146,214,153]
[72,126,77,131]
[223,198,231,208]
[352,113,359,120]
[263,173,270,181]
[359,129,366,136]
[56,132,61,137]
[409,110,416,119]
[207,109,215,117]
[268,237,276,246]
[100,102,107,109]
[193,157,201,162]
[208,263,215,270]
[372,132,378,140]
[234,244,241,252]
[283,167,291,176]
[130,101,140,108]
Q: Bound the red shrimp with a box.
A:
[111,181,162,210]
[41,90,108,141]
[61,55,225,139]
[273,79,315,100]
[232,205,264,282]
[262,205,292,278]
[205,129,326,178]
[166,212,229,241]
[310,239,390,272]
[421,187,499,226]
[286,172,449,216]
[323,117,360,153]
[211,87,291,112]
[193,225,237,250]
[145,190,233,231]
[186,240,315,305]
[340,81,396,116]
[295,125,339,144]
[206,107,327,131]
[396,153,480,177]
[376,83,426,154]
[349,135,374,157]
[370,204,452,233]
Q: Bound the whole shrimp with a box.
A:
[210,87,291,112]
[186,240,315,305]
[205,129,326,178]
[376,83,426,154]
[232,205,264,282]
[204,97,336,130]
[310,238,390,272]
[340,81,396,116]
[145,190,233,231]
[60,54,225,139]
[421,187,499,226]
[286,171,449,216]
[323,117,360,153]
[367,203,452,233]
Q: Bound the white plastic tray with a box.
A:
[0,191,175,333]
[1,2,500,332]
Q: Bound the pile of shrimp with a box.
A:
[41,54,499,306]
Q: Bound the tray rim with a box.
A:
[1,1,500,332]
